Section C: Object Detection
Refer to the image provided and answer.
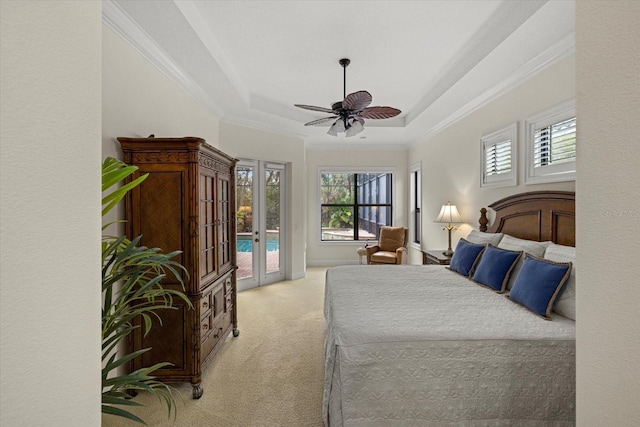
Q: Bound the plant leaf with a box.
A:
[101,156,188,425]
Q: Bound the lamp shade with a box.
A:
[434,202,462,224]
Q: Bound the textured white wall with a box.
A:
[408,54,576,254]
[305,149,408,266]
[102,25,220,161]
[102,23,224,270]
[0,2,102,426]
[219,122,307,279]
[576,2,640,425]
[2,3,638,425]
[103,26,308,280]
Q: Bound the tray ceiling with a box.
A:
[103,0,574,150]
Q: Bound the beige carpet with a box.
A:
[102,267,328,427]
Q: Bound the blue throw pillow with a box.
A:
[448,238,485,277]
[508,254,572,319]
[471,245,522,293]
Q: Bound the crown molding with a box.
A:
[409,33,575,147]
[405,0,548,125]
[306,141,409,152]
[102,0,225,118]
[221,114,309,141]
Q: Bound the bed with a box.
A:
[323,191,576,426]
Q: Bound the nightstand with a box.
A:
[422,250,452,265]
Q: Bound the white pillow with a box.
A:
[498,234,548,290]
[544,243,576,320]
[465,230,503,246]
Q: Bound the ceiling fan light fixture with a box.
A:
[345,119,364,137]
[327,120,340,136]
[295,58,401,137]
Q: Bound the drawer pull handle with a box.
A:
[202,301,209,308]
[213,327,223,339]
[202,323,209,330]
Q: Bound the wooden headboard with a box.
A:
[479,191,575,247]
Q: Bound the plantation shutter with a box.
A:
[533,117,576,168]
[480,123,517,188]
[485,140,512,176]
[525,100,576,184]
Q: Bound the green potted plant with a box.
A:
[101,157,191,424]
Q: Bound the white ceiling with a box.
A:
[103,0,575,150]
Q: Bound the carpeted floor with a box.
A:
[102,267,328,427]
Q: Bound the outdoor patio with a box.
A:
[236,249,280,279]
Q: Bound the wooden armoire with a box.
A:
[118,136,238,399]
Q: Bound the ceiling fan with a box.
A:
[295,58,401,137]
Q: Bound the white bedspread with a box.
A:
[323,265,575,426]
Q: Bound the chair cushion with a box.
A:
[378,227,406,252]
[370,251,399,264]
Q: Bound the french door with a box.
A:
[236,159,286,291]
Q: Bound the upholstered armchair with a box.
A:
[366,226,409,265]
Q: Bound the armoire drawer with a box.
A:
[200,312,232,359]
[199,293,212,319]
[225,292,233,312]
[224,274,233,295]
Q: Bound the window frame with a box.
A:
[318,167,394,242]
[480,122,518,188]
[525,100,576,185]
[409,163,421,248]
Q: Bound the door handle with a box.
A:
[255,238,260,242]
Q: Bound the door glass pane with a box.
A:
[236,166,253,279]
[265,168,281,274]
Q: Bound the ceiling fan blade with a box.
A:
[358,106,401,119]
[294,104,335,114]
[342,91,372,112]
[304,116,338,126]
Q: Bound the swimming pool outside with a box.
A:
[237,234,280,252]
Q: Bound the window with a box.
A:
[525,100,576,184]
[480,123,517,188]
[320,170,393,241]
[409,164,421,245]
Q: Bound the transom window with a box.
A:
[525,100,576,184]
[480,123,517,188]
[320,171,393,241]
[533,117,576,168]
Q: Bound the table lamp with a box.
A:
[434,202,463,257]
